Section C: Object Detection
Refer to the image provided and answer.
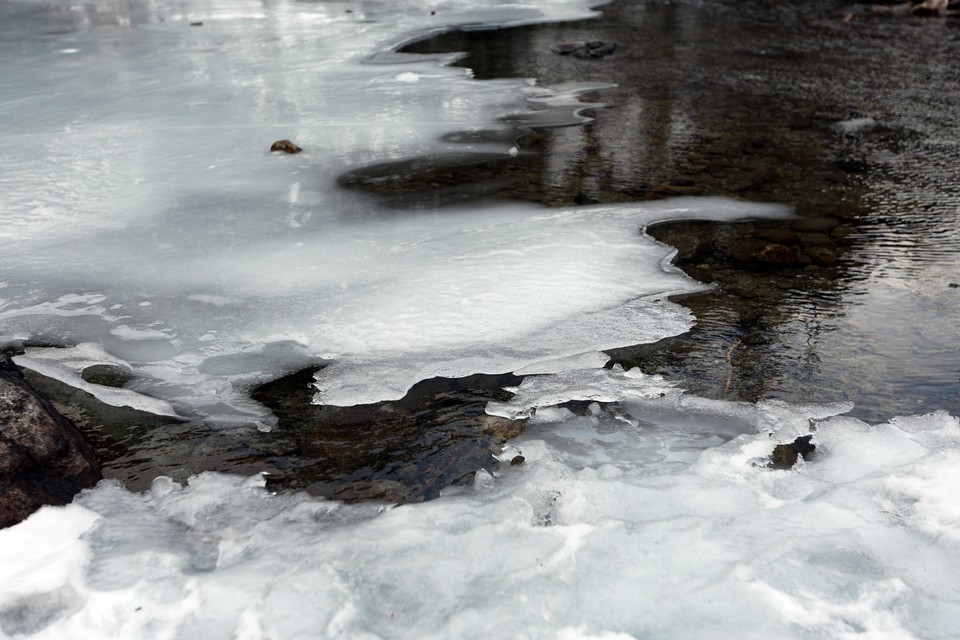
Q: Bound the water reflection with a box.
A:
[398,0,960,420]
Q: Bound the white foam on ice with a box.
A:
[2,390,958,639]
[0,0,791,422]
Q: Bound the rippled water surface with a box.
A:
[402,0,960,422]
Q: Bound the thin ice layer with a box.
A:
[0,0,789,420]
[0,0,751,422]
[2,394,958,639]
[0,0,608,421]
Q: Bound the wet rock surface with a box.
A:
[0,355,101,528]
[12,360,526,503]
[250,368,526,502]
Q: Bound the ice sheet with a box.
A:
[2,394,958,639]
[0,0,790,423]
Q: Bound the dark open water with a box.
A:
[398,0,960,421]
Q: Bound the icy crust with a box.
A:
[306,198,790,405]
[487,364,683,419]
[2,398,959,639]
[13,344,181,419]
[1,192,789,421]
[0,0,785,421]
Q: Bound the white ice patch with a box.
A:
[2,400,958,639]
[13,344,181,418]
[512,350,610,375]
[487,364,682,419]
[0,0,788,421]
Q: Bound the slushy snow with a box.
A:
[2,386,959,639]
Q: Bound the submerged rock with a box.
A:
[270,139,302,154]
[0,355,102,528]
[554,41,618,59]
[251,368,526,502]
[911,0,949,16]
[770,434,816,469]
[754,243,802,265]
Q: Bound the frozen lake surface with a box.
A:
[1,0,959,637]
[0,0,785,424]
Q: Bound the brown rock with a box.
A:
[807,246,839,265]
[793,216,840,233]
[478,414,525,441]
[770,435,816,469]
[754,243,802,264]
[270,139,302,154]
[912,0,949,16]
[0,355,102,528]
[771,444,798,467]
[510,455,525,466]
[754,228,799,245]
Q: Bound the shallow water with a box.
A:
[400,0,960,422]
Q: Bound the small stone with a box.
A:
[553,41,618,59]
[478,415,525,440]
[189,21,203,27]
[554,43,582,56]
[836,156,868,173]
[912,0,949,17]
[576,41,617,59]
[510,455,525,466]
[770,435,816,469]
[771,444,798,468]
[949,283,959,289]
[270,139,302,154]
[807,246,838,265]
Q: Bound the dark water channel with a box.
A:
[24,0,960,501]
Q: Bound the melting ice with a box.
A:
[3,0,960,638]
[0,0,791,425]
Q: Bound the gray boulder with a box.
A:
[0,354,101,528]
